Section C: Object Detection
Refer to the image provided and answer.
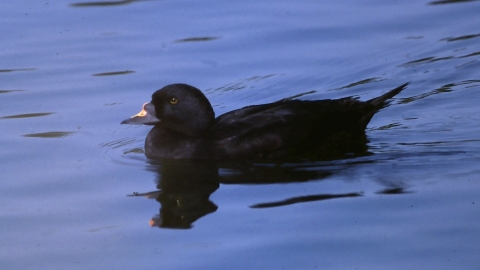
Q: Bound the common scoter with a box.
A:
[121,83,409,160]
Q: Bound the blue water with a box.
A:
[1,0,480,269]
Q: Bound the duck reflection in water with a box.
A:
[129,160,369,229]
[123,82,411,228]
[130,161,220,229]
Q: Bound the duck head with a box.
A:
[121,84,215,137]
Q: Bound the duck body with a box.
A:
[122,83,409,161]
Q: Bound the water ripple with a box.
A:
[399,56,454,67]
[206,74,277,94]
[250,192,363,208]
[441,33,480,42]
[0,90,26,94]
[333,77,384,90]
[0,68,36,73]
[428,0,479,5]
[1,112,55,120]
[100,138,139,149]
[175,37,220,43]
[92,70,135,76]
[399,79,480,104]
[23,131,75,138]
[70,0,141,7]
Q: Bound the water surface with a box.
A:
[1,0,480,269]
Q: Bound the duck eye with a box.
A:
[169,97,178,105]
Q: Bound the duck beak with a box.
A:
[121,102,160,125]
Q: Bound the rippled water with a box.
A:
[1,0,480,269]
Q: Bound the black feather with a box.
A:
[122,83,409,160]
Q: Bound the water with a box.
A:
[1,0,480,269]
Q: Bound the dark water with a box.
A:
[2,0,480,269]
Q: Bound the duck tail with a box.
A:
[367,82,410,110]
[359,82,409,129]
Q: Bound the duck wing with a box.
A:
[211,83,409,160]
[211,99,361,159]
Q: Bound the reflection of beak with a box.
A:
[121,102,161,125]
